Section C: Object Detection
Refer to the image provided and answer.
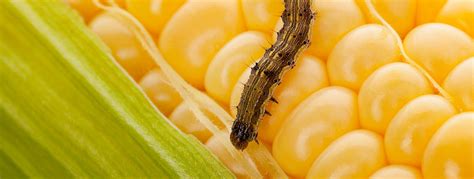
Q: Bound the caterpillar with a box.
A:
[230,0,314,150]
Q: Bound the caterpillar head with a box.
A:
[230,120,257,150]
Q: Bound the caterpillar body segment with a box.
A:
[231,0,314,150]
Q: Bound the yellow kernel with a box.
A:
[404,23,474,83]
[139,68,182,116]
[169,102,222,142]
[241,0,284,34]
[422,112,474,178]
[89,12,156,80]
[126,0,186,35]
[443,57,474,111]
[369,165,422,179]
[415,0,447,25]
[436,0,474,37]
[83,1,474,177]
[65,0,101,21]
[260,56,328,143]
[229,55,329,143]
[327,24,400,91]
[306,0,365,59]
[205,132,252,178]
[385,95,457,166]
[66,0,126,21]
[205,31,270,105]
[306,130,387,179]
[359,62,434,134]
[158,0,245,89]
[355,0,417,37]
[273,86,358,177]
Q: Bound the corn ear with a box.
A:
[0,0,234,178]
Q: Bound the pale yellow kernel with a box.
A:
[306,130,387,179]
[404,23,474,83]
[327,24,400,91]
[436,0,474,37]
[415,0,447,25]
[229,55,329,143]
[443,57,474,111]
[241,0,284,34]
[306,0,365,59]
[359,62,434,134]
[169,102,222,142]
[385,95,457,166]
[159,0,245,89]
[139,68,182,116]
[205,132,253,178]
[422,112,474,178]
[126,0,186,35]
[369,165,422,179]
[205,31,271,105]
[273,86,358,177]
[89,12,156,80]
[355,0,417,37]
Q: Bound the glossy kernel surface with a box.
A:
[273,86,358,177]
[385,95,457,166]
[306,130,387,179]
[307,0,365,59]
[89,12,156,80]
[205,31,270,105]
[370,165,422,179]
[241,0,284,34]
[436,0,474,37]
[327,24,400,91]
[443,57,474,111]
[422,112,474,178]
[404,23,474,83]
[126,0,185,35]
[159,0,245,89]
[359,62,434,134]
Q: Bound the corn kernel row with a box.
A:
[68,0,474,178]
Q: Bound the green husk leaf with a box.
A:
[0,0,234,178]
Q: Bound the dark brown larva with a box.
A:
[230,0,314,150]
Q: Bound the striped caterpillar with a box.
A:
[230,0,314,150]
